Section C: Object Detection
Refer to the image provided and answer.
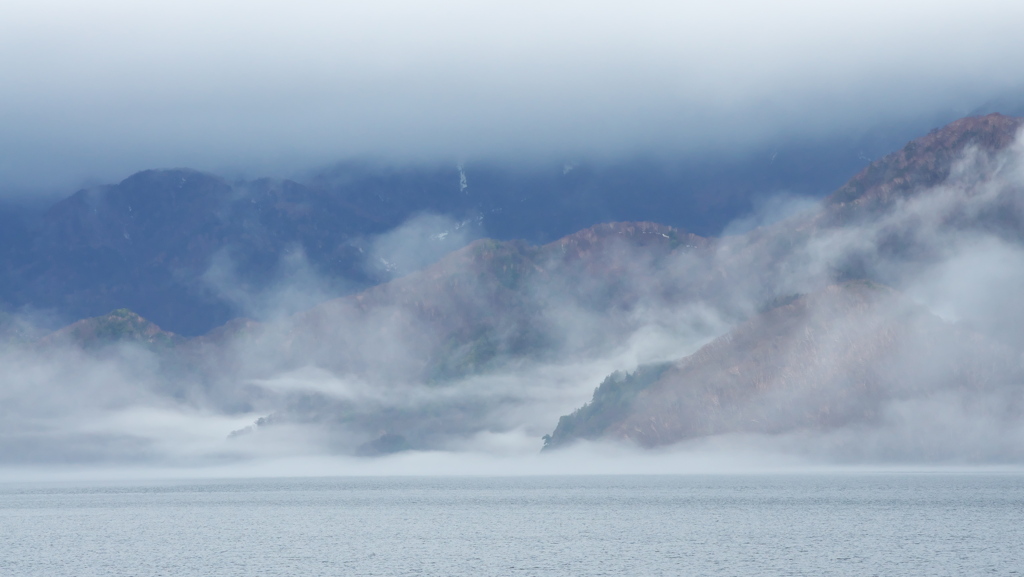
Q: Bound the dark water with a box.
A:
[1,474,1022,576]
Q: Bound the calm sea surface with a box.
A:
[1,474,1022,576]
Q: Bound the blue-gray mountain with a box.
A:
[4,114,1024,461]
[0,127,924,335]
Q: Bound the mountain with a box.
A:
[827,113,1023,211]
[211,222,711,453]
[14,220,709,455]
[6,113,1024,462]
[2,170,381,336]
[543,281,1024,453]
[545,113,1024,454]
[38,308,183,350]
[284,221,706,374]
[0,131,903,337]
[681,114,1024,312]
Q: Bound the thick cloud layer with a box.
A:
[3,0,1024,196]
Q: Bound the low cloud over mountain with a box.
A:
[4,114,1024,468]
[4,1,1024,196]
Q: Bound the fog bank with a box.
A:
[3,1,1024,195]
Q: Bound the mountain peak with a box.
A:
[828,113,1023,209]
[118,167,222,186]
[41,308,182,349]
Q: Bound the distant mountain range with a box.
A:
[3,113,1024,461]
[0,130,916,335]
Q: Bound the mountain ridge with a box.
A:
[828,113,1023,209]
[544,280,1024,454]
[0,132,918,335]
[544,113,1024,453]
[6,113,1024,459]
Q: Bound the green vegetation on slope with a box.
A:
[543,362,671,450]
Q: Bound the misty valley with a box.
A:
[2,114,1024,466]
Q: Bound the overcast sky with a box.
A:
[2,0,1024,197]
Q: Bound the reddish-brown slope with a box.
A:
[249,222,710,380]
[545,281,1023,449]
[827,113,1023,210]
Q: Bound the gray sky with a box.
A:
[2,0,1024,197]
